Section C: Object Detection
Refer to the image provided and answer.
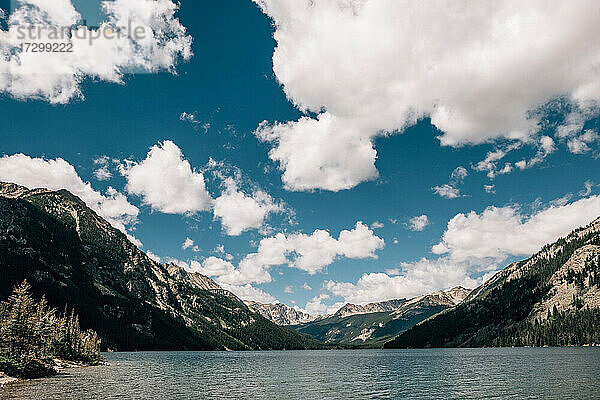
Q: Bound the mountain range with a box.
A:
[0,182,320,351]
[249,287,471,346]
[385,216,600,348]
[3,181,599,351]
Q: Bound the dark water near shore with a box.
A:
[2,348,600,399]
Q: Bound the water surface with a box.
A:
[3,348,600,399]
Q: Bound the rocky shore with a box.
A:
[0,358,103,389]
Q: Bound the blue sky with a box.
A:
[1,0,600,313]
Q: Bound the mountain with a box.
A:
[334,299,407,318]
[245,301,317,325]
[385,217,600,348]
[289,287,471,346]
[0,182,321,351]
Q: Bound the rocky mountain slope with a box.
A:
[0,182,321,351]
[334,299,407,318]
[245,301,317,325]
[385,217,600,348]
[288,287,471,346]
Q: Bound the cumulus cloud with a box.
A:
[0,0,192,103]
[407,215,430,232]
[181,237,199,252]
[432,184,460,199]
[0,153,139,233]
[305,293,344,315]
[323,192,600,305]
[213,177,283,236]
[433,195,600,262]
[120,141,212,214]
[325,257,484,304]
[220,283,277,304]
[567,130,599,154]
[199,221,384,286]
[254,0,600,191]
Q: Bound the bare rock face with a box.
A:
[529,244,600,322]
[245,301,317,325]
[334,299,408,318]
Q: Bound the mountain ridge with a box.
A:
[0,182,321,351]
[247,286,472,346]
[385,216,600,348]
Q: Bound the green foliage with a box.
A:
[494,308,600,347]
[0,281,100,378]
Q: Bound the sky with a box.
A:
[1,0,600,315]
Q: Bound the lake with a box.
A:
[2,348,600,399]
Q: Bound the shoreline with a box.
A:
[0,358,104,389]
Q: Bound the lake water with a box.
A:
[2,348,600,399]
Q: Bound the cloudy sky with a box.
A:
[1,0,600,314]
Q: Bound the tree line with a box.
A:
[0,281,101,378]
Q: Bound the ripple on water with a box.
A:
[2,348,600,400]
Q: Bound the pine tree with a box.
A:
[0,280,102,378]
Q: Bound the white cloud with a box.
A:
[213,244,234,261]
[121,141,212,214]
[484,184,496,194]
[304,293,344,316]
[255,115,378,191]
[180,112,199,124]
[370,221,384,229]
[220,283,277,304]
[567,130,599,154]
[254,0,600,191]
[450,166,468,182]
[181,237,199,252]
[580,181,596,197]
[93,166,112,181]
[180,112,210,133]
[302,283,312,291]
[0,0,192,103]
[513,136,556,171]
[200,221,384,286]
[433,195,600,262]
[195,257,236,277]
[432,184,460,199]
[407,215,430,232]
[0,153,139,233]
[213,177,283,236]
[284,286,294,294]
[146,250,161,263]
[432,166,468,199]
[325,257,484,304]
[473,143,521,178]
